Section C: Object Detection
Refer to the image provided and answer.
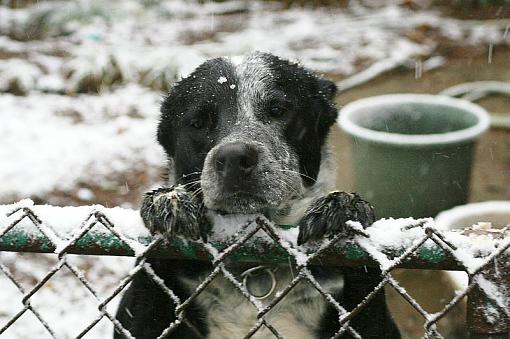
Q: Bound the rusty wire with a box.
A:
[0,205,509,338]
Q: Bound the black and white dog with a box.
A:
[116,52,400,338]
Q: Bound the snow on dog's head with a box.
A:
[157,52,338,218]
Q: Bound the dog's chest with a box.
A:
[179,265,344,339]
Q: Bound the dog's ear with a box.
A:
[315,77,338,125]
[314,76,338,126]
[157,92,177,157]
[317,78,337,103]
[286,75,339,186]
[157,119,173,156]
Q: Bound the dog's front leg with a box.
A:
[140,185,207,240]
[297,191,375,245]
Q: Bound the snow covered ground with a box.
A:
[1,0,509,337]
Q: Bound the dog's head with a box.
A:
[157,52,338,218]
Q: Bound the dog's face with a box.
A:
[157,52,338,216]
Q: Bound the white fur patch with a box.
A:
[279,147,336,225]
[235,53,272,122]
[180,264,344,338]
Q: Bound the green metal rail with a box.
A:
[0,222,473,270]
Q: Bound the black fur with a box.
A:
[297,192,375,245]
[116,53,400,339]
[157,58,238,187]
[263,56,338,186]
[140,186,207,240]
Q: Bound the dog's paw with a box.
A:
[140,185,206,240]
[297,191,374,245]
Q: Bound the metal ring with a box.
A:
[241,265,276,300]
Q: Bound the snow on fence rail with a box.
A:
[0,200,509,338]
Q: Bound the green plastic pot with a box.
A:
[339,94,490,219]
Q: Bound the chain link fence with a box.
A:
[0,201,509,338]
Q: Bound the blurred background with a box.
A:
[0,0,509,338]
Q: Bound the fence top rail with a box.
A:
[0,200,508,272]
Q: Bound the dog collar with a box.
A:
[277,224,297,230]
[240,265,277,300]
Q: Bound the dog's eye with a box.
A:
[190,118,205,129]
[269,106,286,118]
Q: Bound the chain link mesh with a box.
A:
[1,204,509,338]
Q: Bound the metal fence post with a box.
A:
[467,254,510,339]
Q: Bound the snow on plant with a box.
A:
[0,58,43,94]
[1,1,509,94]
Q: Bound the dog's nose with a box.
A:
[215,142,259,178]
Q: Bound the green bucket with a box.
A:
[339,94,490,219]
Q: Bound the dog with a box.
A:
[115,52,400,338]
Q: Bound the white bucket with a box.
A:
[435,201,510,230]
[435,201,510,289]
